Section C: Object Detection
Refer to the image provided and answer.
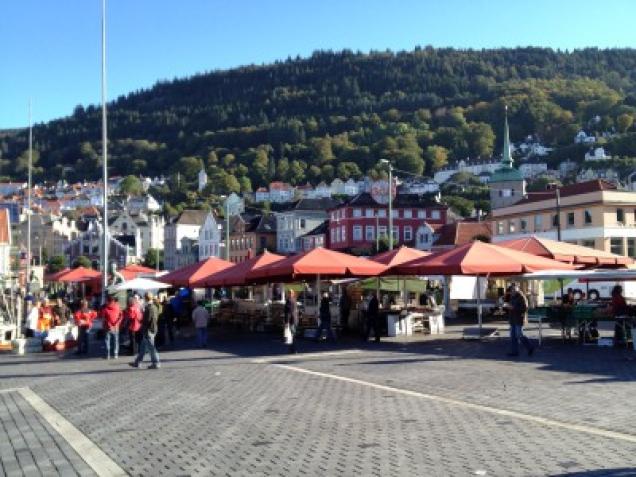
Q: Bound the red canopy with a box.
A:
[497,235,632,267]
[247,247,387,282]
[393,241,575,276]
[120,264,157,281]
[46,267,71,282]
[371,245,431,268]
[159,257,233,287]
[192,251,285,288]
[56,267,102,283]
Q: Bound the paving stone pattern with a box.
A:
[0,330,634,476]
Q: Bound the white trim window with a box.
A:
[353,225,363,241]
[404,226,413,241]
[417,210,426,219]
[365,225,375,241]
[353,208,362,218]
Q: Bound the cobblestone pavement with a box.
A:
[0,327,635,476]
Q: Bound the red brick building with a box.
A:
[327,193,448,253]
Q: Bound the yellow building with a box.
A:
[491,179,636,258]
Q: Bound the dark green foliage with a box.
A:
[3,47,636,189]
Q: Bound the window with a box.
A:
[417,210,426,219]
[611,238,624,255]
[584,210,593,225]
[567,212,575,226]
[497,222,504,234]
[377,209,387,218]
[353,208,362,218]
[430,210,441,220]
[391,209,399,218]
[365,208,374,218]
[300,219,306,228]
[403,209,412,219]
[520,219,527,232]
[534,215,543,230]
[353,225,362,241]
[378,226,387,238]
[335,227,340,243]
[330,229,335,243]
[509,221,516,233]
[341,225,346,242]
[629,238,636,258]
[365,226,375,241]
[617,208,625,223]
[552,214,559,228]
[404,226,413,241]
[391,226,399,242]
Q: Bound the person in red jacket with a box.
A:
[74,299,97,355]
[102,295,122,359]
[125,297,143,356]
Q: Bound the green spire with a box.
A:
[502,105,513,168]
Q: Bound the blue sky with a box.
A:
[1,0,635,128]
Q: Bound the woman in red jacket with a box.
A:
[74,299,96,355]
[125,297,143,356]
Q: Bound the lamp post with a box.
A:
[100,0,109,305]
[26,100,32,295]
[380,159,393,250]
[555,186,562,241]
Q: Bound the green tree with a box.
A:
[238,176,252,193]
[424,145,449,172]
[47,255,66,273]
[119,175,144,196]
[443,195,474,217]
[72,256,92,269]
[276,158,290,180]
[617,113,634,133]
[288,160,306,185]
[143,248,164,270]
[465,122,495,157]
[337,161,362,180]
[176,156,203,182]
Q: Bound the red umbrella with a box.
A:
[371,245,431,268]
[192,251,285,288]
[57,267,101,283]
[159,257,233,287]
[393,241,575,276]
[497,235,632,267]
[46,267,71,282]
[247,247,387,282]
[120,264,157,281]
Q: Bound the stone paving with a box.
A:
[0,327,635,476]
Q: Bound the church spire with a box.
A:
[502,105,513,168]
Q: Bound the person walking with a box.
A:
[284,290,299,353]
[363,293,381,343]
[507,283,535,357]
[26,300,41,338]
[53,297,71,326]
[130,292,160,369]
[124,297,143,356]
[74,299,96,355]
[102,295,122,359]
[314,292,336,342]
[192,301,210,348]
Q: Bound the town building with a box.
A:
[518,162,548,179]
[490,179,636,258]
[433,159,501,184]
[198,212,222,261]
[574,130,596,145]
[584,147,611,161]
[66,219,131,270]
[108,210,165,260]
[268,182,295,203]
[327,193,448,253]
[399,178,440,195]
[432,221,492,251]
[299,220,329,251]
[198,169,208,192]
[489,113,526,210]
[277,198,339,254]
[16,214,79,263]
[163,209,207,270]
[228,214,277,263]
[175,237,199,269]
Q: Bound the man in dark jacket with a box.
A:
[507,283,535,357]
[130,292,161,369]
[364,293,381,343]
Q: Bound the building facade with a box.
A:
[276,198,338,254]
[163,209,207,270]
[198,212,222,261]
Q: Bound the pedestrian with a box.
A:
[52,297,71,325]
[164,297,176,344]
[191,301,210,348]
[124,297,142,356]
[74,299,96,355]
[130,292,160,369]
[364,293,381,343]
[102,295,122,359]
[507,283,535,357]
[38,299,55,333]
[284,290,299,353]
[26,300,41,338]
[339,290,351,331]
[314,292,336,342]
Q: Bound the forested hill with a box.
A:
[3,47,636,196]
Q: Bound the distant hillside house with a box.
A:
[519,163,548,179]
[585,147,611,161]
[269,182,295,203]
[198,169,208,192]
[574,130,596,145]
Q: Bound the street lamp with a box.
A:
[380,159,393,250]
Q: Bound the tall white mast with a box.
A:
[26,100,32,292]
[100,0,109,303]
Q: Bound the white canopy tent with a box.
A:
[114,277,172,292]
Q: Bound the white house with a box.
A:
[343,179,360,196]
[198,212,222,260]
[314,182,332,198]
[519,163,548,179]
[109,210,165,259]
[585,147,611,162]
[276,198,338,254]
[558,160,579,178]
[330,179,345,195]
[574,130,596,145]
[127,194,161,215]
[577,167,619,182]
[255,187,270,202]
[163,209,208,270]
[198,169,208,192]
[399,178,440,195]
[269,182,295,203]
[433,159,501,184]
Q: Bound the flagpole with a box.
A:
[26,100,32,294]
[100,0,109,304]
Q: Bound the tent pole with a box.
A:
[477,274,482,338]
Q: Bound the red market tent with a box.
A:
[192,251,285,288]
[247,247,387,283]
[497,235,632,267]
[159,257,233,287]
[120,264,157,281]
[56,267,102,283]
[46,268,71,282]
[371,245,431,268]
[393,241,576,277]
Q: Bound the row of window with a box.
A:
[611,238,636,257]
[332,208,442,220]
[498,208,636,235]
[201,244,219,258]
[330,225,415,243]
